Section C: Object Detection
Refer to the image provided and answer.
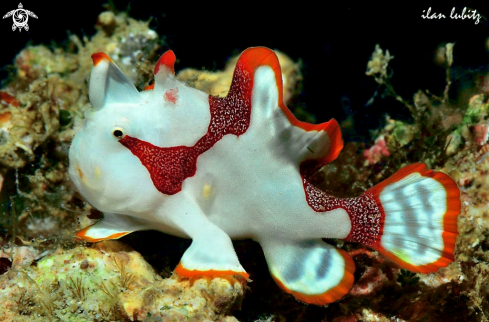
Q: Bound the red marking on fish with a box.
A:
[119,63,252,195]
[164,88,178,104]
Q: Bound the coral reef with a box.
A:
[0,241,243,321]
[0,10,162,246]
[0,7,488,322]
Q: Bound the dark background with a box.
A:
[1,1,488,142]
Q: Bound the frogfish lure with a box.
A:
[68,47,461,305]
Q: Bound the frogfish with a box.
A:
[68,47,460,305]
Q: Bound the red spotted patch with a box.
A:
[300,160,383,248]
[119,61,252,195]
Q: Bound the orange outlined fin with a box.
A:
[260,238,355,305]
[235,47,343,166]
[367,163,460,273]
[75,213,153,243]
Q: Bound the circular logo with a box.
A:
[13,9,28,28]
[2,3,38,32]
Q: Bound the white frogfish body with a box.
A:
[69,48,461,305]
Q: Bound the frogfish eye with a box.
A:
[112,128,125,138]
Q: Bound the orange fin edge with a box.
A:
[271,248,355,305]
[75,225,131,243]
[174,262,250,280]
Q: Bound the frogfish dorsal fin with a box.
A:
[234,47,343,168]
[89,53,142,110]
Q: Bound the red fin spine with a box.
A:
[91,52,112,66]
[154,50,176,75]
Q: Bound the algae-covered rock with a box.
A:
[446,93,489,155]
[0,10,160,170]
[0,242,244,321]
[0,9,163,248]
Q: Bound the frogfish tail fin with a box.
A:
[345,163,460,273]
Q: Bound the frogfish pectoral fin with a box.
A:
[75,212,153,242]
[259,238,355,305]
